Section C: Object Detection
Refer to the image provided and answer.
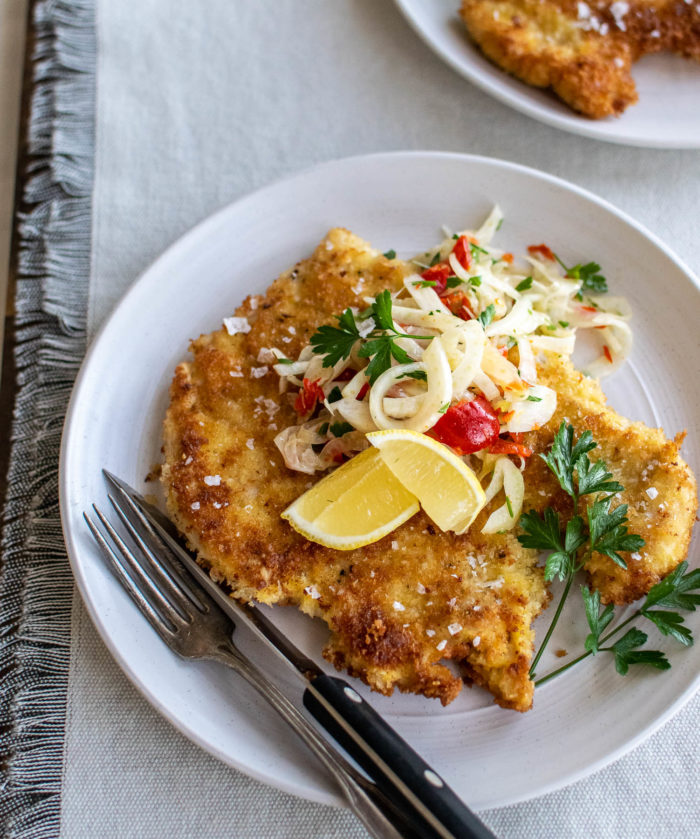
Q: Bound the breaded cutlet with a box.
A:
[460,1,700,118]
[161,228,696,712]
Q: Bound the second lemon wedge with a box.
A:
[281,447,420,550]
[366,429,487,535]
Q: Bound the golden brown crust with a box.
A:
[161,229,696,711]
[459,0,700,118]
[162,229,549,712]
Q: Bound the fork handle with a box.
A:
[304,675,496,839]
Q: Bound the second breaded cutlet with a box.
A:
[460,1,700,118]
[161,228,696,713]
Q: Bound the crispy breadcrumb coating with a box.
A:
[460,1,700,118]
[161,229,696,712]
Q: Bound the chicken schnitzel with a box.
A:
[161,228,696,711]
[460,1,700,118]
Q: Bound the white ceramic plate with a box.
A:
[60,152,700,810]
[394,0,700,148]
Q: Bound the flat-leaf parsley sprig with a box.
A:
[519,421,646,680]
[309,290,435,384]
[534,561,700,685]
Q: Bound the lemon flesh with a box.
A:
[281,447,420,550]
[366,429,486,535]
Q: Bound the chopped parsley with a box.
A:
[526,395,542,402]
[469,275,482,287]
[446,275,462,289]
[555,255,608,294]
[383,249,397,260]
[478,304,495,328]
[515,276,533,292]
[327,386,343,403]
[329,421,354,437]
[438,402,450,414]
[276,357,294,365]
[396,370,428,382]
[429,251,442,266]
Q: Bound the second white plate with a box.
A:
[60,152,700,810]
[395,0,700,148]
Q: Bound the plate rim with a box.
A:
[393,0,700,150]
[60,150,700,811]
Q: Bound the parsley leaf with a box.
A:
[370,289,395,331]
[469,275,482,287]
[576,457,624,497]
[642,561,700,612]
[544,552,574,583]
[581,586,615,654]
[611,629,670,675]
[555,255,608,294]
[526,395,542,402]
[357,336,412,384]
[414,279,437,288]
[540,422,594,499]
[396,370,428,382]
[446,275,462,289]
[518,508,563,554]
[309,309,360,367]
[329,421,354,438]
[327,386,342,403]
[478,304,495,328]
[429,251,442,266]
[438,402,450,414]
[587,496,644,569]
[515,276,533,292]
[642,610,693,646]
[383,249,396,260]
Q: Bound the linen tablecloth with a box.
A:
[2,1,699,836]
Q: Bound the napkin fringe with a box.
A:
[0,2,95,837]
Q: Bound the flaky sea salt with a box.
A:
[203,475,221,486]
[223,316,251,336]
[646,486,659,500]
[393,601,405,612]
[448,623,462,636]
[304,585,321,600]
[436,640,447,651]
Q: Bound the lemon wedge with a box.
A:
[366,429,486,534]
[281,447,420,550]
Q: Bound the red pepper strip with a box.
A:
[356,382,370,401]
[528,244,555,261]
[430,397,500,455]
[502,252,514,264]
[603,345,613,364]
[294,378,325,415]
[488,437,533,458]
[420,263,451,295]
[452,235,472,271]
[336,368,357,382]
[442,290,474,321]
[581,305,598,313]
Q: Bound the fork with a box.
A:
[84,500,421,839]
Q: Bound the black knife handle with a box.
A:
[303,675,496,839]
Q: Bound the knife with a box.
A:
[103,470,496,839]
